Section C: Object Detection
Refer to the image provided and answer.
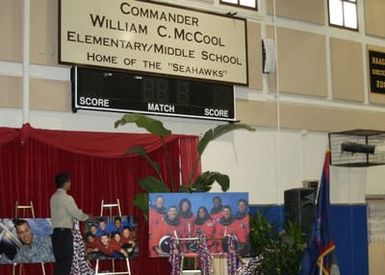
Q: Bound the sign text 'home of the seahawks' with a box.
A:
[60,0,248,85]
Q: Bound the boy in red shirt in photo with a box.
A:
[84,232,103,260]
[112,231,122,245]
[99,233,128,258]
[120,227,137,255]
[121,227,135,245]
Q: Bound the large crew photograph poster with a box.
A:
[149,192,250,258]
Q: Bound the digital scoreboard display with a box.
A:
[72,67,235,121]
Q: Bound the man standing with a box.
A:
[50,173,89,275]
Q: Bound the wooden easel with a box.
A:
[211,255,227,275]
[100,199,122,218]
[13,201,46,275]
[14,201,35,219]
[174,235,200,273]
[95,199,131,275]
[211,236,240,275]
[174,230,217,274]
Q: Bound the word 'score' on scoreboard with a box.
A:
[72,67,236,121]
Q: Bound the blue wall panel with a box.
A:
[249,204,369,275]
[249,204,284,230]
[330,205,369,275]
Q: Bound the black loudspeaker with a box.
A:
[284,188,316,233]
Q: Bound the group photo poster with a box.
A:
[0,218,54,264]
[149,192,249,258]
[83,215,138,260]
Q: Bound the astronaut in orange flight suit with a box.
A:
[234,199,250,255]
[177,198,195,237]
[149,195,167,231]
[149,195,167,257]
[210,196,224,224]
[192,207,217,253]
[215,205,247,253]
[149,205,184,257]
[235,199,249,240]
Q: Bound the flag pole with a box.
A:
[319,257,323,275]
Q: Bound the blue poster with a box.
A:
[83,216,138,260]
[0,218,54,264]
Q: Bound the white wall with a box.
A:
[331,166,368,204]
[0,107,336,204]
[203,128,329,203]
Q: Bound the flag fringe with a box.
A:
[316,242,336,275]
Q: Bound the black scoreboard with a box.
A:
[72,67,235,121]
[369,50,385,94]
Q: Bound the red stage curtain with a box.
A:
[0,126,19,145]
[15,123,190,158]
[0,124,200,275]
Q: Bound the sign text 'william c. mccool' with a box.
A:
[59,0,248,85]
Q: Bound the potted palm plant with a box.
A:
[238,212,306,275]
[114,114,255,219]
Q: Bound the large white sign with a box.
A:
[59,0,248,85]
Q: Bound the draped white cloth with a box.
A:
[71,220,95,275]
